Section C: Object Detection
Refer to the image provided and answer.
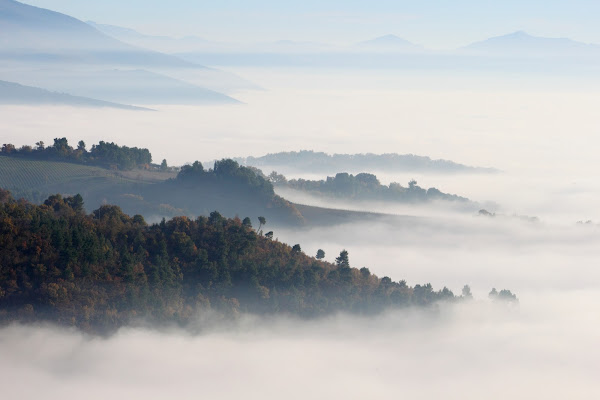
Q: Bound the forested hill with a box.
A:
[0,140,305,225]
[272,172,471,205]
[0,190,480,333]
[138,159,305,225]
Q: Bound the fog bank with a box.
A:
[1,295,598,400]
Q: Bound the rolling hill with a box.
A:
[0,0,250,104]
[0,80,153,109]
[0,156,438,227]
[0,156,304,225]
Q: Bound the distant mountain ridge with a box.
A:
[235,150,497,175]
[356,34,424,52]
[0,0,253,105]
[461,31,600,57]
[0,0,195,67]
[0,80,152,110]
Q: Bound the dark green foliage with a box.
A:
[0,191,463,333]
[1,138,152,170]
[316,249,325,259]
[281,172,469,204]
[335,249,350,268]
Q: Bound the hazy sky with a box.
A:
[19,0,600,48]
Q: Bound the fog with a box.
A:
[3,67,600,397]
[1,295,598,399]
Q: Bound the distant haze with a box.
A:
[3,2,600,398]
[16,0,600,49]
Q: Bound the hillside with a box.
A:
[0,155,153,204]
[0,154,304,225]
[0,70,239,105]
[0,0,248,104]
[0,191,473,333]
[0,80,152,110]
[0,0,193,66]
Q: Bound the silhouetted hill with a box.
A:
[462,31,600,57]
[0,0,193,67]
[0,80,152,110]
[356,35,424,52]
[0,0,249,104]
[236,150,496,175]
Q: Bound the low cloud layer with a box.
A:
[1,295,598,400]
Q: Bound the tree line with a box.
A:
[1,138,152,170]
[270,171,469,203]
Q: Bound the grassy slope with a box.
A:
[0,156,138,189]
[0,156,401,226]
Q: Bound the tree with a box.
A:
[462,284,473,299]
[335,250,350,268]
[489,288,498,299]
[498,289,518,303]
[360,267,370,278]
[316,249,325,259]
[66,194,84,213]
[265,231,274,239]
[35,141,45,151]
[53,137,72,157]
[77,140,86,151]
[292,244,301,254]
[268,171,287,184]
[242,217,252,228]
[257,216,266,233]
[1,144,16,154]
[160,159,168,171]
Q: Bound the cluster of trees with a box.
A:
[1,138,152,170]
[177,159,274,200]
[489,288,518,302]
[274,172,469,203]
[0,189,486,333]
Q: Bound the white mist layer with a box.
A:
[1,296,599,400]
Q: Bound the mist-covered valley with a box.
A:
[2,0,600,397]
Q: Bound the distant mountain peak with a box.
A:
[506,30,531,38]
[357,34,422,52]
[462,31,597,55]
